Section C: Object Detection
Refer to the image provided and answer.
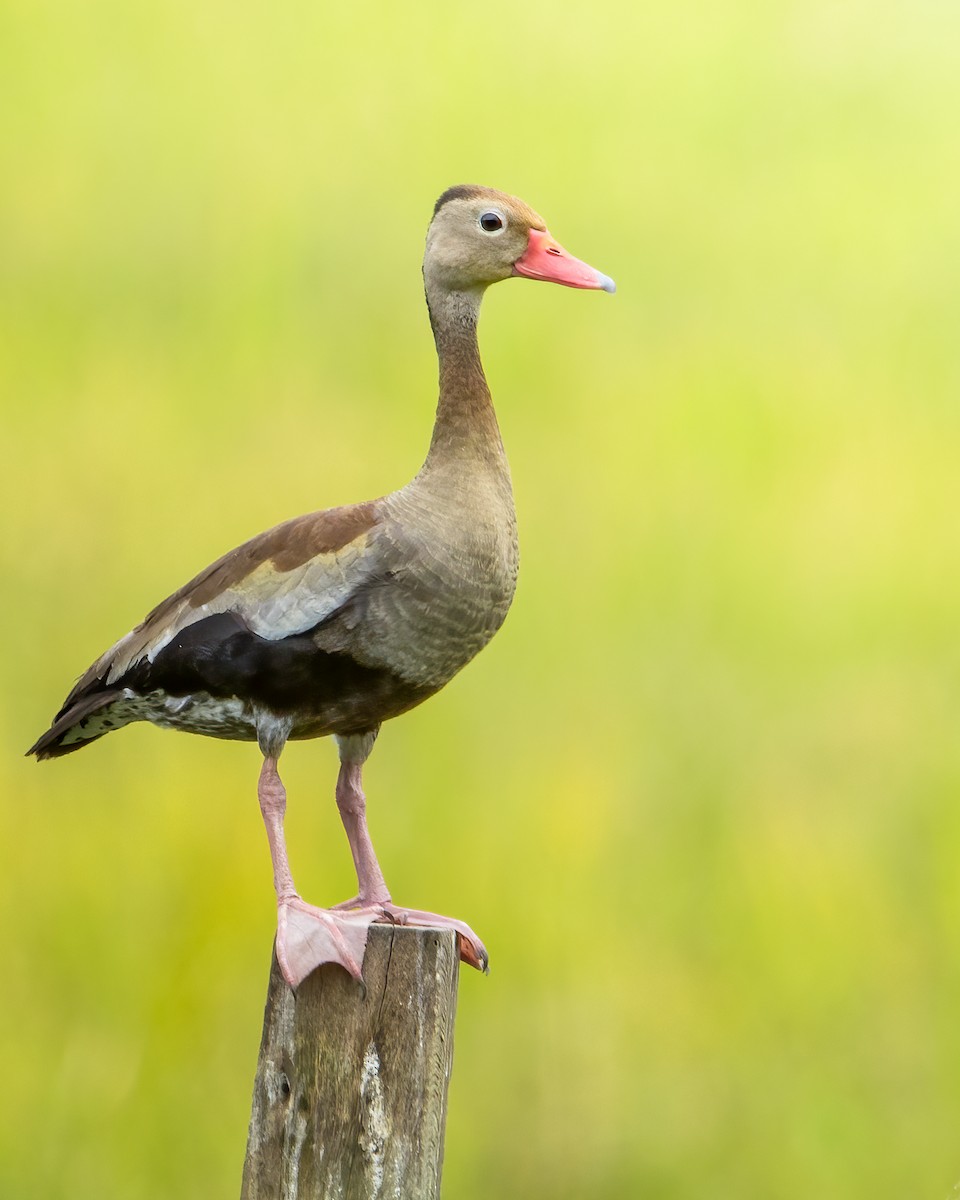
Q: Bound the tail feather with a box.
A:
[28,689,126,760]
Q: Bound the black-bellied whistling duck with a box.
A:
[29,186,615,988]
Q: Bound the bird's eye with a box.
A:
[479,210,505,233]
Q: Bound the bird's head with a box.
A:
[424,185,616,298]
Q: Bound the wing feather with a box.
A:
[59,501,383,710]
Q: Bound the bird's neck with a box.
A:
[421,286,506,473]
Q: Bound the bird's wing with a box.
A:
[60,501,384,710]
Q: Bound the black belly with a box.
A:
[127,613,435,737]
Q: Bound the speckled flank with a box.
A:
[60,690,255,745]
[144,693,255,739]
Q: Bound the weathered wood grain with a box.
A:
[240,924,460,1200]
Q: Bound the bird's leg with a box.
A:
[257,754,373,989]
[328,731,387,911]
[331,736,490,974]
[258,755,296,902]
[333,759,392,906]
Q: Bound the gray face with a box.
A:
[423,188,546,293]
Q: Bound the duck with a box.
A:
[28,185,615,988]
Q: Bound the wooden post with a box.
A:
[240,924,460,1200]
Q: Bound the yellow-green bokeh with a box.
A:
[3,1,960,1196]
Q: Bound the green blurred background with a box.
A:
[3,0,960,1195]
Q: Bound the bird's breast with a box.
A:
[356,474,518,688]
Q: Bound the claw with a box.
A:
[455,931,489,974]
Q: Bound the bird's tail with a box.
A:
[27,690,127,760]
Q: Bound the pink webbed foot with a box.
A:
[275,896,376,989]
